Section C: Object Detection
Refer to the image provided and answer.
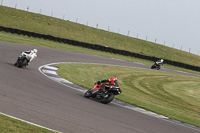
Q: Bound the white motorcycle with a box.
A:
[14,49,37,68]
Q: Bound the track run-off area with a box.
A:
[0,41,200,133]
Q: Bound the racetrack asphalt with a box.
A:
[0,41,199,133]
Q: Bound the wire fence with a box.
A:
[0,1,198,55]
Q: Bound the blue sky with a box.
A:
[2,0,200,55]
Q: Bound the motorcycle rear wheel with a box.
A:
[151,65,156,69]
[156,67,160,70]
[101,93,114,104]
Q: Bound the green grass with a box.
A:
[1,5,200,67]
[0,114,56,133]
[54,63,200,127]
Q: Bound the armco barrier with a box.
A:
[0,26,200,72]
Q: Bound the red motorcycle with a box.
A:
[84,82,122,104]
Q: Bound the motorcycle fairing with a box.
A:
[92,84,101,94]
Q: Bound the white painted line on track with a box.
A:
[43,65,58,70]
[0,112,61,133]
[42,69,57,75]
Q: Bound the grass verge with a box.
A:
[54,63,200,127]
[0,114,56,133]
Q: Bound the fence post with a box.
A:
[155,38,157,43]
[1,0,3,6]
[127,31,130,36]
[108,26,109,31]
[163,41,165,45]
[96,23,98,28]
[27,6,29,12]
[51,12,53,17]
[15,3,17,9]
[146,36,148,41]
[137,34,139,38]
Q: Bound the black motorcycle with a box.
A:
[14,54,29,68]
[151,62,162,70]
[84,82,122,104]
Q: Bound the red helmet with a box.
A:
[112,76,118,80]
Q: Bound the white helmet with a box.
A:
[33,49,38,53]
[161,59,164,62]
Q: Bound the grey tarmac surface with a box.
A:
[0,41,199,133]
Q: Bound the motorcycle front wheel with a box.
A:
[101,93,114,104]
[84,90,92,98]
[17,59,28,68]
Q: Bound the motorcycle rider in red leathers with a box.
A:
[97,76,119,97]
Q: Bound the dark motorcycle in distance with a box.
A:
[151,62,162,70]
[84,82,122,104]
